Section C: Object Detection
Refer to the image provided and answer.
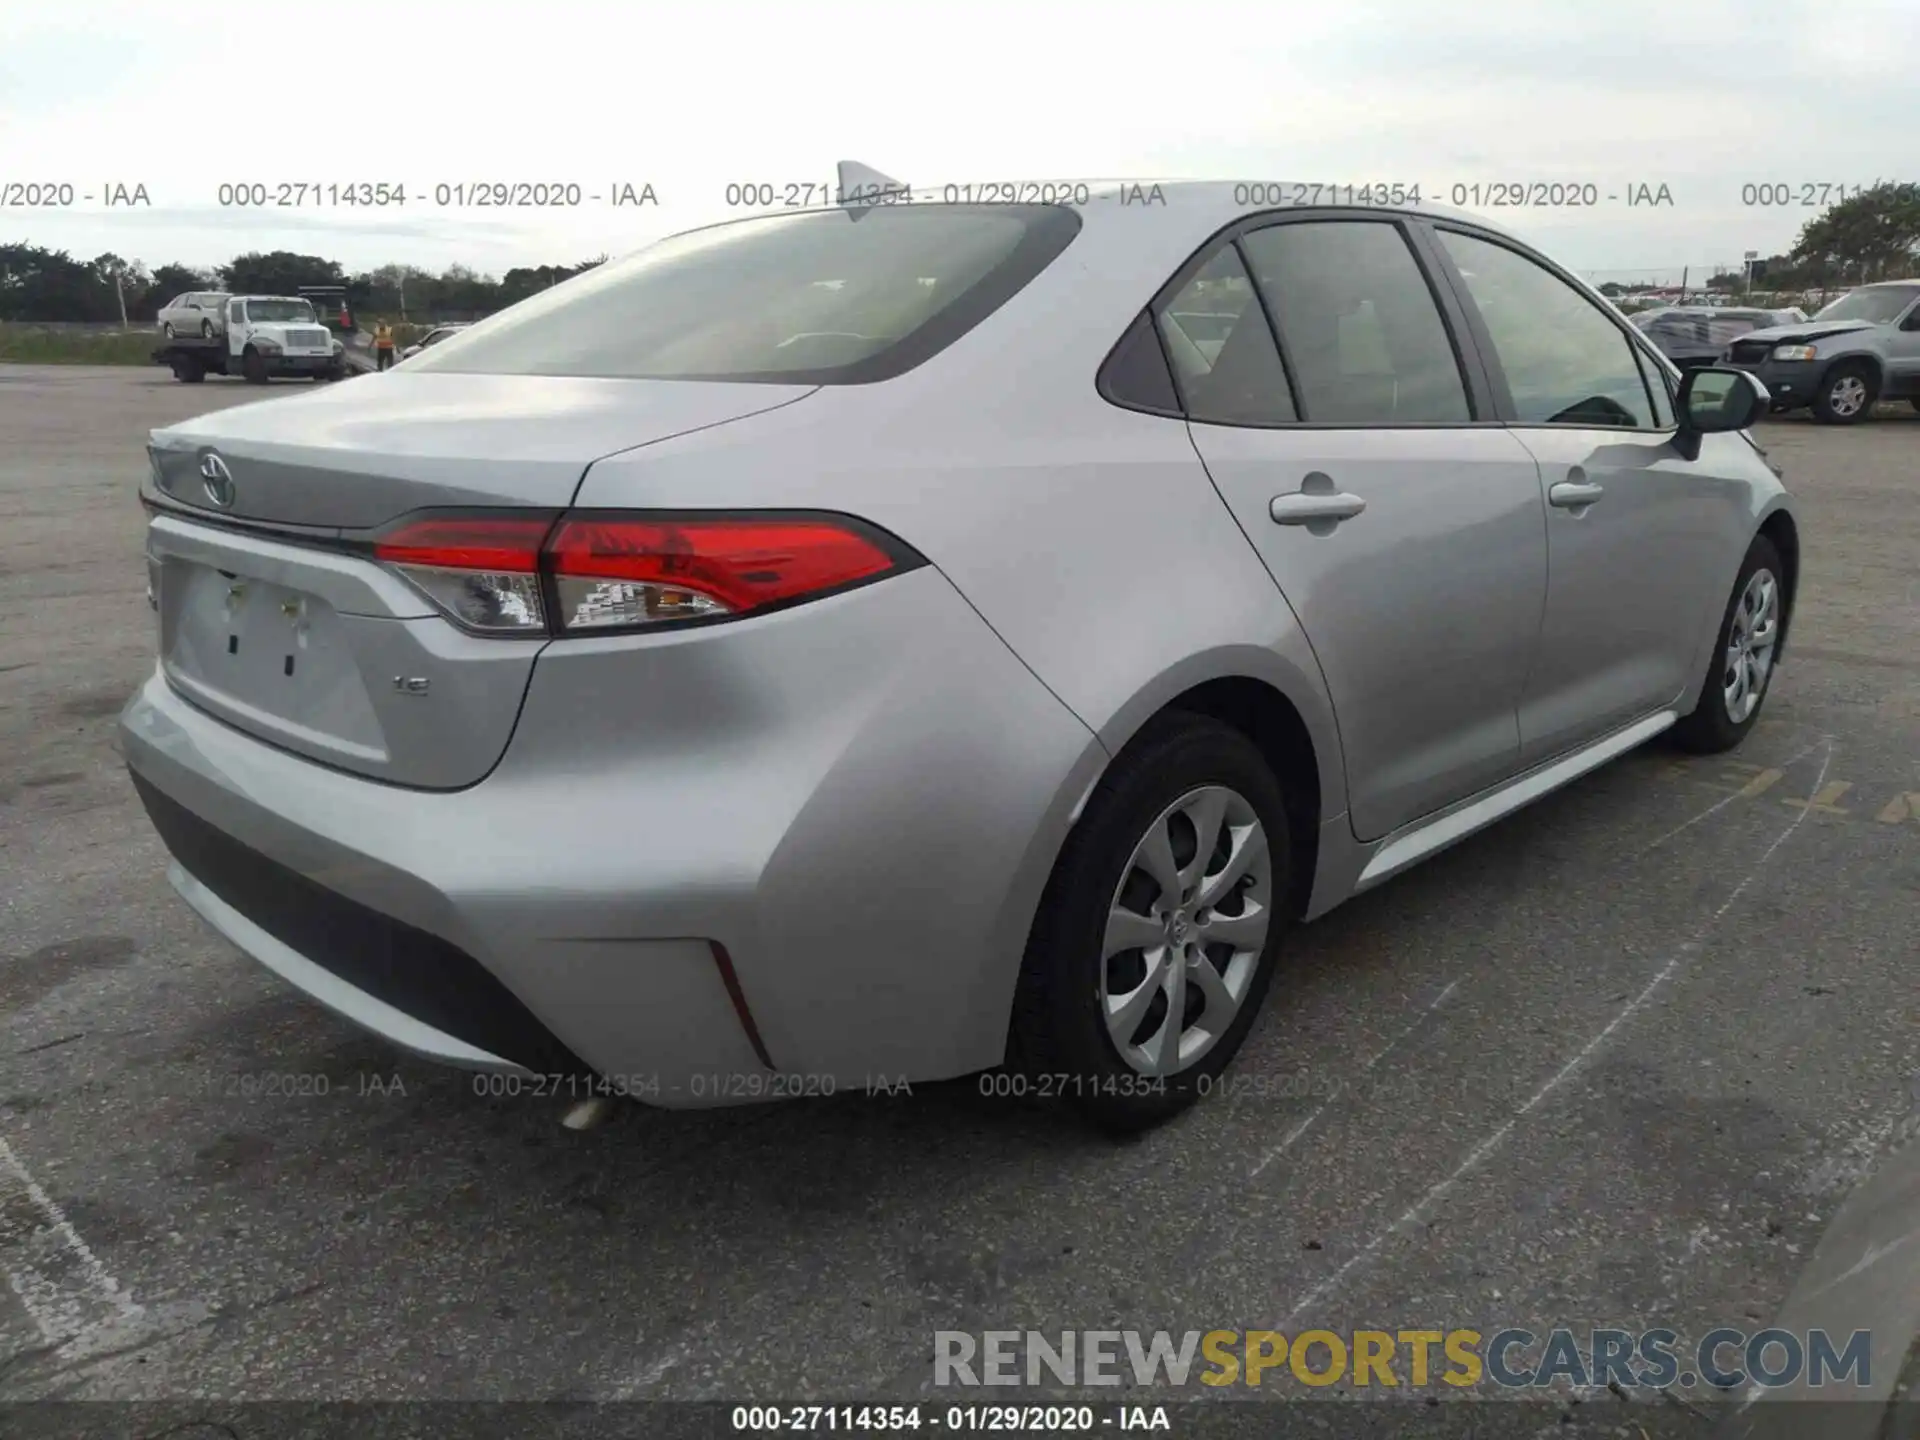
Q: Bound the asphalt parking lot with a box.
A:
[1,365,1916,1415]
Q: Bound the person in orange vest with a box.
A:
[373,319,395,370]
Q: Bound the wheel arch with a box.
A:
[1757,504,1800,663]
[995,665,1336,1078]
[1150,677,1324,920]
[1820,350,1886,395]
[1065,652,1343,924]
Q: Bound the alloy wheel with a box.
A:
[1723,567,1780,725]
[1826,375,1868,418]
[1100,785,1272,1076]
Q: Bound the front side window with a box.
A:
[227,301,244,323]
[1153,245,1295,425]
[408,204,1080,384]
[1240,220,1470,424]
[1438,230,1655,428]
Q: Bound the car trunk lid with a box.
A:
[148,372,815,529]
[144,373,817,788]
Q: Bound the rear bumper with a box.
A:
[120,566,1105,1106]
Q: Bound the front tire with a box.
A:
[162,322,175,339]
[1009,714,1292,1134]
[1811,362,1877,424]
[241,348,270,385]
[1670,534,1785,754]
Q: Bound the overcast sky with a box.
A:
[5,0,1916,285]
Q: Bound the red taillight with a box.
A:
[374,515,550,572]
[371,511,913,637]
[374,515,554,634]
[546,516,899,629]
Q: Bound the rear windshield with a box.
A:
[407,204,1083,384]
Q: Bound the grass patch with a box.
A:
[0,325,161,366]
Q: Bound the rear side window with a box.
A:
[1239,221,1471,424]
[407,204,1082,384]
[1438,230,1656,429]
[1099,310,1180,414]
[1154,245,1296,426]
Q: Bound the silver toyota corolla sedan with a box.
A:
[122,178,1798,1133]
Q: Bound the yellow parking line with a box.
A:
[1876,793,1920,826]
[1721,763,1786,798]
[1783,781,1854,814]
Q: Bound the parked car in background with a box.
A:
[125,177,1797,1133]
[1630,306,1807,371]
[158,292,232,340]
[1718,280,1920,423]
[399,322,470,360]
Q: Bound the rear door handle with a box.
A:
[1270,492,1367,525]
[1548,481,1606,509]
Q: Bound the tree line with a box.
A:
[0,246,610,325]
[4,181,1915,325]
[1599,182,1920,298]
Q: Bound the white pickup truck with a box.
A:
[152,294,345,385]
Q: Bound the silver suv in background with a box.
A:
[1719,280,1920,423]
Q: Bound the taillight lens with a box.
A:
[373,511,914,637]
[374,515,552,634]
[547,515,900,631]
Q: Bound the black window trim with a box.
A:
[1422,220,1678,435]
[1096,206,1503,430]
[1229,234,1306,424]
[1632,342,1678,429]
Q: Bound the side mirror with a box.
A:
[1678,366,1769,436]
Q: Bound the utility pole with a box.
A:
[113,269,128,329]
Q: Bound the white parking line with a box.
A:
[1280,740,1835,1326]
[1636,736,1822,857]
[1248,979,1460,1178]
[0,1133,144,1352]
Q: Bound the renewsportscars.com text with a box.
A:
[934,1327,1872,1391]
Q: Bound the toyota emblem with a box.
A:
[199,452,236,509]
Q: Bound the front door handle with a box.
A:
[1548,481,1606,509]
[1270,491,1367,525]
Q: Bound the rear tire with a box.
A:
[1909,397,1920,414]
[1008,713,1292,1134]
[1670,534,1785,754]
[200,319,215,340]
[1810,362,1877,424]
